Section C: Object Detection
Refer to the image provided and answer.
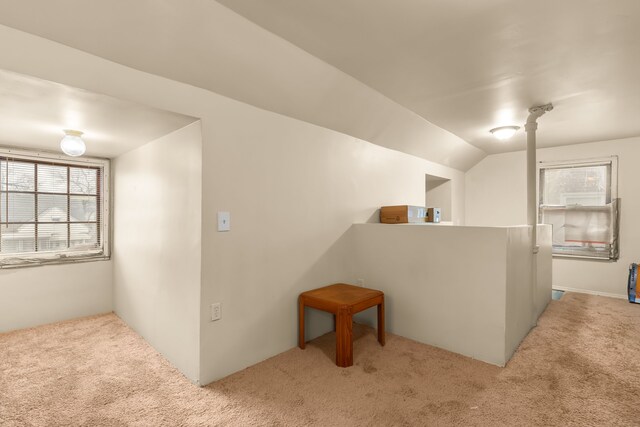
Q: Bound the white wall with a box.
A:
[351,223,549,367]
[113,122,202,383]
[465,151,526,227]
[466,136,640,297]
[503,224,552,361]
[504,226,534,362]
[0,261,112,332]
[0,25,466,385]
[353,223,508,365]
[426,176,452,221]
[535,224,553,319]
[200,98,466,384]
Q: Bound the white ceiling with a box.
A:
[216,0,640,154]
[0,1,637,168]
[0,0,485,171]
[0,69,197,158]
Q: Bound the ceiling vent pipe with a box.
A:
[525,103,553,327]
[525,103,553,253]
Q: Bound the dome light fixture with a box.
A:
[490,125,520,140]
[60,129,86,157]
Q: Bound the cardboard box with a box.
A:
[380,205,427,224]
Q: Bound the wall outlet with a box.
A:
[211,303,222,321]
[356,278,365,287]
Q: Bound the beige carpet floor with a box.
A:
[2,292,640,426]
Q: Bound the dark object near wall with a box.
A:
[629,263,639,303]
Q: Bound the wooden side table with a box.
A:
[298,283,385,367]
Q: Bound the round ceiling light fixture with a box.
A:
[60,129,86,157]
[489,125,520,140]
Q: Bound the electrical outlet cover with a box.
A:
[211,303,222,321]
[217,212,231,232]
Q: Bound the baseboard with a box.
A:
[553,286,627,300]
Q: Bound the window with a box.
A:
[0,148,110,267]
[539,157,618,260]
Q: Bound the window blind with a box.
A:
[0,156,102,256]
[539,202,618,259]
[539,157,619,260]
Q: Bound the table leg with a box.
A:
[298,296,305,349]
[336,307,353,367]
[377,299,385,346]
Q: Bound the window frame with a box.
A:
[538,156,619,261]
[0,147,110,268]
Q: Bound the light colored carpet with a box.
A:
[2,292,640,426]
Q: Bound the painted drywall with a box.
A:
[112,122,202,383]
[535,224,553,319]
[503,224,552,362]
[216,0,640,155]
[353,223,508,365]
[504,226,534,363]
[0,25,466,384]
[0,260,112,333]
[0,69,197,158]
[201,93,466,384]
[465,151,527,227]
[426,176,452,222]
[351,223,550,367]
[465,136,640,297]
[0,0,485,171]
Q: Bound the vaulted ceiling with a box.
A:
[0,1,638,168]
[0,69,196,158]
[217,0,640,154]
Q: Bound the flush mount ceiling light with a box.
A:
[490,125,520,140]
[60,129,86,157]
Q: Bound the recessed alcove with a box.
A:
[425,174,452,222]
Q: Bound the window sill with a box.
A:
[552,254,618,262]
[0,252,110,269]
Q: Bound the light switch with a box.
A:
[217,211,231,232]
